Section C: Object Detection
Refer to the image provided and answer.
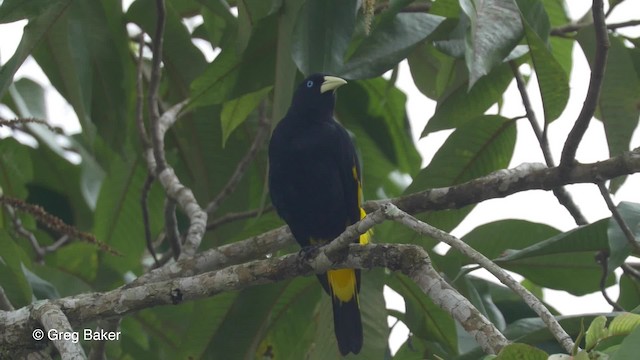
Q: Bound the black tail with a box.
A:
[332,296,363,355]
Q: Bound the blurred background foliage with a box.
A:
[0,0,640,358]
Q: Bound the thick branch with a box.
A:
[1,240,508,355]
[371,149,640,215]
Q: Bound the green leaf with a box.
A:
[336,78,421,176]
[254,278,322,360]
[0,0,71,100]
[618,273,640,311]
[92,155,164,287]
[387,273,457,354]
[449,220,560,264]
[518,1,569,123]
[291,0,358,75]
[32,0,133,151]
[608,202,640,274]
[8,78,71,160]
[190,14,277,108]
[586,315,608,350]
[339,13,444,79]
[221,86,271,147]
[495,219,613,295]
[612,326,640,360]
[127,0,207,99]
[408,41,465,100]
[379,115,517,248]
[577,30,640,193]
[460,0,523,88]
[0,231,32,307]
[495,343,547,359]
[22,264,60,300]
[0,138,33,198]
[422,63,513,134]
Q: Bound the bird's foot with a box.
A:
[298,245,321,266]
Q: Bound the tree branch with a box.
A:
[559,0,610,170]
[32,302,86,359]
[510,62,587,225]
[383,205,576,354]
[550,19,640,37]
[372,149,640,216]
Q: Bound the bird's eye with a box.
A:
[306,80,313,88]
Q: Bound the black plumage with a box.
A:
[268,74,369,355]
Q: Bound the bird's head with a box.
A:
[288,74,347,119]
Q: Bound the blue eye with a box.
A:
[306,80,313,88]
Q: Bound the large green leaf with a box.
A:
[190,14,277,108]
[379,115,517,248]
[304,269,389,359]
[611,325,640,359]
[387,273,457,355]
[496,219,613,295]
[91,155,165,288]
[460,0,523,87]
[0,231,32,307]
[31,0,133,151]
[220,86,272,147]
[408,40,467,100]
[0,138,33,198]
[291,0,358,76]
[339,13,444,79]
[577,29,640,193]
[517,0,569,123]
[422,63,513,135]
[336,77,421,177]
[448,220,561,264]
[0,0,71,100]
[607,202,640,274]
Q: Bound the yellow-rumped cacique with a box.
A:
[268,74,370,355]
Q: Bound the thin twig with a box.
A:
[87,318,120,360]
[206,103,270,214]
[509,62,587,225]
[0,117,63,133]
[1,196,118,256]
[141,173,159,265]
[622,263,640,281]
[551,19,640,36]
[206,205,274,232]
[596,181,640,253]
[4,203,46,261]
[595,250,624,311]
[135,33,151,150]
[559,0,610,170]
[148,0,168,173]
[165,198,181,260]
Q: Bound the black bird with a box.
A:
[268,74,370,355]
